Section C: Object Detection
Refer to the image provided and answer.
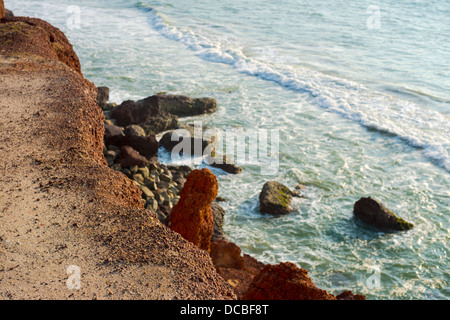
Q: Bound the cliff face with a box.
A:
[0,13,235,299]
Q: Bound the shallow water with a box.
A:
[9,0,449,299]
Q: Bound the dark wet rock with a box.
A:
[96,86,109,108]
[111,99,178,135]
[210,240,245,269]
[124,124,146,137]
[259,181,295,215]
[120,135,158,160]
[211,202,227,242]
[336,290,366,300]
[0,1,5,19]
[353,196,414,231]
[116,145,149,168]
[167,165,192,178]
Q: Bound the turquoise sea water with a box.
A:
[7,0,449,299]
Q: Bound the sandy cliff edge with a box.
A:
[0,14,235,300]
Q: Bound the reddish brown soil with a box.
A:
[0,16,235,300]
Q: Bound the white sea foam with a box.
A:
[137,4,450,173]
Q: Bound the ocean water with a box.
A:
[7,0,449,299]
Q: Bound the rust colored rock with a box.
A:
[215,252,266,299]
[242,262,336,300]
[210,240,245,269]
[0,16,82,74]
[169,168,218,252]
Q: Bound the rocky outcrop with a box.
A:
[116,145,149,168]
[259,181,296,215]
[0,16,82,74]
[124,124,146,137]
[242,262,336,300]
[104,123,125,146]
[96,86,109,108]
[111,99,178,135]
[354,197,414,231]
[104,123,159,165]
[153,94,217,117]
[336,290,366,300]
[160,128,213,157]
[159,123,217,158]
[168,168,218,252]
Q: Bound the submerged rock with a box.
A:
[259,181,295,215]
[242,262,336,300]
[168,168,218,252]
[353,197,414,231]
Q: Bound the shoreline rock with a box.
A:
[242,262,337,300]
[111,99,178,135]
[152,94,217,117]
[259,181,296,215]
[0,15,82,74]
[168,168,218,252]
[354,196,414,231]
[0,1,4,20]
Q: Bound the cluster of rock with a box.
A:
[99,87,247,226]
[258,181,413,233]
[98,88,371,300]
[98,85,414,300]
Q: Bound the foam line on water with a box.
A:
[136,3,450,173]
